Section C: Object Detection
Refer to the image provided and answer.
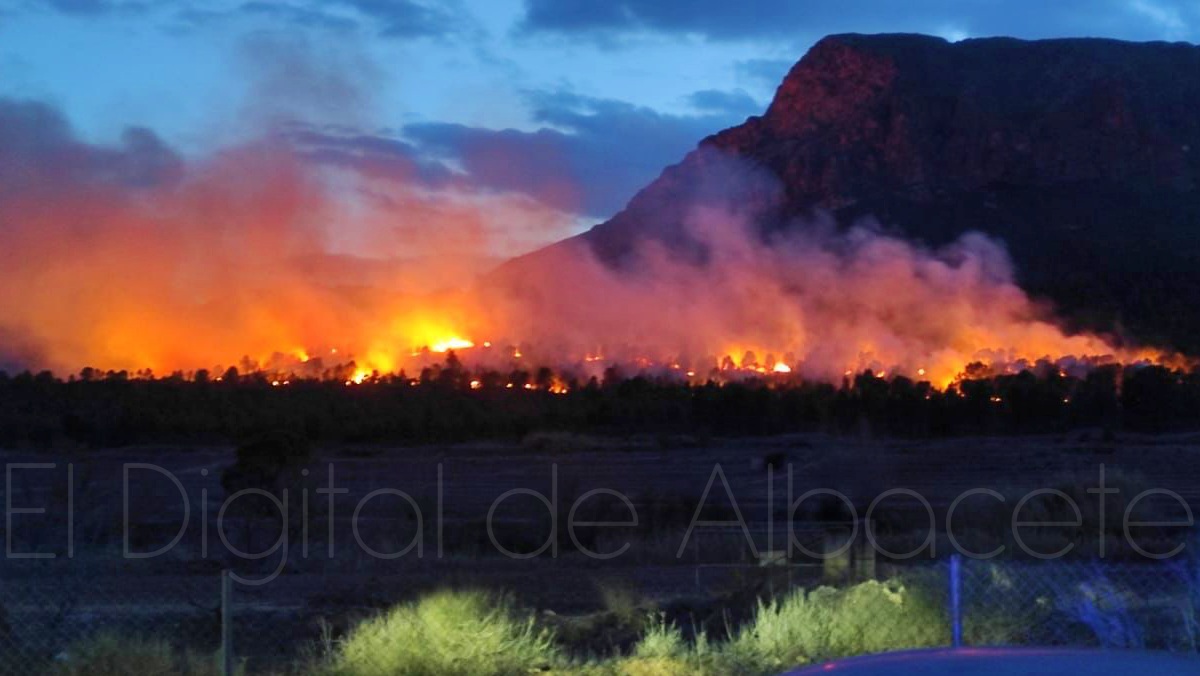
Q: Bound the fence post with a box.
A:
[854,517,876,581]
[949,554,963,648]
[221,569,234,676]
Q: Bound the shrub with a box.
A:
[631,616,688,661]
[596,582,646,627]
[318,579,949,676]
[605,656,704,676]
[320,590,561,676]
[724,579,947,673]
[51,632,223,676]
[599,617,716,676]
[222,429,313,495]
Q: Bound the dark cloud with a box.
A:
[171,3,359,35]
[402,122,583,209]
[40,0,132,14]
[338,0,461,39]
[236,2,360,32]
[0,98,183,198]
[687,88,762,117]
[44,0,460,40]
[191,0,464,39]
[291,90,748,220]
[280,123,456,186]
[734,58,794,87]
[519,0,1198,43]
[400,90,754,218]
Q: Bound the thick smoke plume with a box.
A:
[0,102,1167,386]
[0,99,561,375]
[481,207,1158,387]
[469,148,1168,386]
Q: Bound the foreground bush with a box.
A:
[56,581,949,676]
[320,590,561,676]
[607,615,717,676]
[557,579,948,676]
[724,579,948,672]
[51,632,223,676]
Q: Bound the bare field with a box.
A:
[6,431,1200,566]
[3,432,1198,670]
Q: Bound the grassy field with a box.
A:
[48,580,948,675]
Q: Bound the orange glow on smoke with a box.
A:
[0,138,1184,387]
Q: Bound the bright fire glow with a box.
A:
[430,337,475,353]
[0,138,1186,388]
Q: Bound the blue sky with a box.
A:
[2,0,1198,239]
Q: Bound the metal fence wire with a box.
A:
[953,558,1200,652]
[2,558,1199,675]
[0,574,219,675]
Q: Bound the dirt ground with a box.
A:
[2,431,1198,670]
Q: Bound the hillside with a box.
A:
[508,34,1200,352]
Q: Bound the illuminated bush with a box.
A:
[318,580,949,676]
[321,590,561,676]
[564,617,715,676]
[603,656,705,676]
[631,616,690,661]
[723,579,948,672]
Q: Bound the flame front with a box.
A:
[0,140,1183,385]
[430,337,475,353]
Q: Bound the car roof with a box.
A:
[784,647,1200,675]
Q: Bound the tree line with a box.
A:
[0,358,1197,448]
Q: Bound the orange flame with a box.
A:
[0,138,1185,386]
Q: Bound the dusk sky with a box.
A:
[2,0,1199,254]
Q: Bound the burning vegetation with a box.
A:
[0,106,1188,401]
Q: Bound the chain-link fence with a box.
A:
[0,573,220,675]
[2,558,1199,675]
[954,558,1200,651]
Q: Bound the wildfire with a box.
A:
[431,337,475,353]
[22,314,1184,393]
[0,130,1187,389]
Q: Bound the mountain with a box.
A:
[506,34,1200,352]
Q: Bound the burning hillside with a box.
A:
[1,36,1196,389]
[0,150,1172,390]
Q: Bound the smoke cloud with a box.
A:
[0,97,571,375]
[481,200,1150,387]
[0,101,1167,384]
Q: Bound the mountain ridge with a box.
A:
[501,33,1200,351]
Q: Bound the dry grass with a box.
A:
[50,632,228,676]
[315,589,561,676]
